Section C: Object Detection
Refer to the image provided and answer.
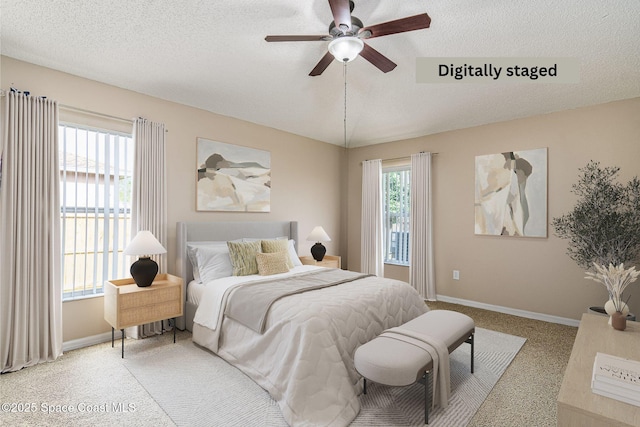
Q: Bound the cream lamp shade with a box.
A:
[124,230,166,256]
[307,226,331,262]
[124,231,166,287]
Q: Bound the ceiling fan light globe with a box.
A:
[328,36,364,62]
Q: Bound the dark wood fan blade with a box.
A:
[359,43,397,73]
[309,51,335,76]
[359,13,431,39]
[328,0,352,32]
[265,35,328,42]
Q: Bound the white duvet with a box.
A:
[192,266,428,427]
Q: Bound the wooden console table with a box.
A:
[557,313,640,426]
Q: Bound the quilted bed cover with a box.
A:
[192,268,428,427]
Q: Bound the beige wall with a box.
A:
[346,97,640,322]
[1,56,345,342]
[3,54,639,340]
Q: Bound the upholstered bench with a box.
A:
[354,310,475,424]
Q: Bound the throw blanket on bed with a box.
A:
[379,328,451,410]
[225,268,371,333]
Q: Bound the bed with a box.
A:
[175,221,428,427]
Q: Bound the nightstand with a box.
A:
[104,273,183,358]
[299,255,342,269]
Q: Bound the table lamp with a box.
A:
[307,226,331,261]
[124,230,167,287]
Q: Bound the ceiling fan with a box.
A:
[265,0,431,76]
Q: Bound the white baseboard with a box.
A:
[435,294,581,328]
[63,330,123,352]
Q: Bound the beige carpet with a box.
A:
[0,301,577,426]
[428,301,578,427]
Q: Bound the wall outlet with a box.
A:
[453,270,460,280]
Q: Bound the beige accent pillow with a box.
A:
[256,251,290,276]
[227,240,262,276]
[261,239,294,268]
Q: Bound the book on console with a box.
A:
[592,377,640,400]
[593,373,640,394]
[592,382,640,408]
[592,352,640,406]
[592,353,640,387]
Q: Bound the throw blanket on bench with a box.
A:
[225,268,371,333]
[379,327,451,409]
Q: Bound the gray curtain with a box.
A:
[410,152,435,299]
[361,159,384,276]
[127,117,167,339]
[0,91,62,373]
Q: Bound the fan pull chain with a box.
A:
[343,60,348,149]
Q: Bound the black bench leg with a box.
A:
[363,378,367,395]
[470,332,474,373]
[424,370,431,424]
[465,332,475,374]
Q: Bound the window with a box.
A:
[383,166,411,265]
[59,123,134,300]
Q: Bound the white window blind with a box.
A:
[383,166,411,265]
[59,123,134,299]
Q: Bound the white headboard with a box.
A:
[175,221,298,330]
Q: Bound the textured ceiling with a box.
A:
[1,0,639,147]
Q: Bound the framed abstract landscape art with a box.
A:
[475,147,548,237]
[196,138,271,212]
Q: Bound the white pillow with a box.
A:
[194,245,233,283]
[187,242,229,282]
[288,240,302,267]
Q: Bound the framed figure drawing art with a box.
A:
[197,138,271,212]
[475,147,547,237]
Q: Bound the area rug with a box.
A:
[124,328,525,426]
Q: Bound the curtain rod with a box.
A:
[60,106,169,132]
[2,89,167,132]
[362,152,439,164]
[1,90,131,125]
[60,104,133,125]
